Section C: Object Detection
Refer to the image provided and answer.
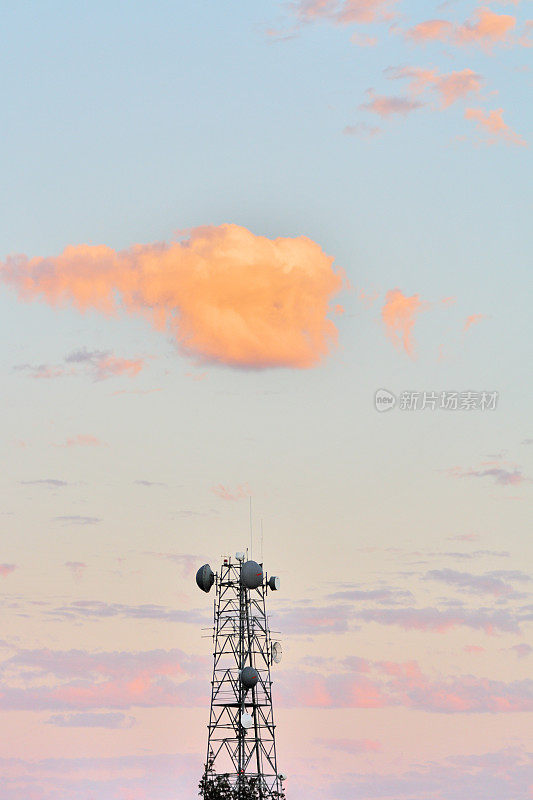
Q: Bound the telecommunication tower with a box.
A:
[196,553,285,798]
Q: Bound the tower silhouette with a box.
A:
[196,555,284,798]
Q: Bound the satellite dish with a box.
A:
[278,773,287,781]
[241,713,254,729]
[195,564,215,593]
[272,641,282,664]
[268,576,280,591]
[235,552,245,561]
[240,666,259,689]
[240,560,263,589]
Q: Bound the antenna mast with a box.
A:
[196,554,284,798]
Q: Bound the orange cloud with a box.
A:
[464,313,486,332]
[405,7,521,51]
[465,107,527,146]
[381,289,427,356]
[1,225,343,370]
[456,7,516,47]
[387,66,483,108]
[406,19,454,42]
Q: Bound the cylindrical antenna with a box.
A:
[260,519,264,565]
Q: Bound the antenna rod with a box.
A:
[249,495,253,560]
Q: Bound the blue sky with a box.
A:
[0,2,532,798]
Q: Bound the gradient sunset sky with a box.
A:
[1,1,532,798]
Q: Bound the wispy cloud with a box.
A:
[327,587,415,604]
[447,464,530,486]
[405,8,523,52]
[464,313,486,332]
[425,568,529,598]
[211,483,251,501]
[0,646,209,711]
[65,348,145,381]
[48,600,209,625]
[360,89,425,117]
[14,350,145,382]
[343,121,381,137]
[20,478,69,488]
[13,363,74,380]
[0,564,17,578]
[386,65,483,108]
[465,107,527,146]
[54,516,101,525]
[54,434,105,448]
[294,0,399,26]
[355,605,522,633]
[64,562,87,579]
[277,660,533,712]
[46,711,136,728]
[381,288,428,356]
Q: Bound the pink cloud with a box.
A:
[277,660,533,712]
[350,32,378,46]
[465,107,527,146]
[449,463,530,486]
[15,350,146,382]
[343,122,381,137]
[464,644,485,653]
[455,7,517,48]
[405,7,522,51]
[59,434,103,447]
[464,313,486,332]
[295,0,398,26]
[0,564,17,578]
[93,355,144,380]
[360,89,425,117]
[387,65,483,108]
[406,18,454,42]
[0,647,210,712]
[381,288,428,356]
[14,363,74,380]
[211,483,250,501]
[2,646,532,716]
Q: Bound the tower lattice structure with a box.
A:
[197,556,283,798]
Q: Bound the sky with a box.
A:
[0,0,532,798]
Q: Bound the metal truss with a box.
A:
[204,559,281,798]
